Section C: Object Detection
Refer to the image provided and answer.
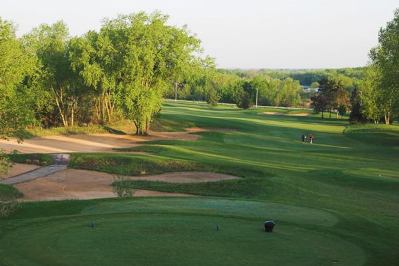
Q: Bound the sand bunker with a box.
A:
[263,111,310,117]
[0,163,40,179]
[263,111,280,115]
[15,169,239,201]
[289,113,311,117]
[0,130,201,154]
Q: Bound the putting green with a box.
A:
[0,198,365,266]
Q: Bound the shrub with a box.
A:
[113,176,134,198]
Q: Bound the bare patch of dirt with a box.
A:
[0,164,40,179]
[263,111,281,115]
[185,127,208,133]
[15,169,238,201]
[289,113,310,117]
[262,111,310,117]
[0,130,201,154]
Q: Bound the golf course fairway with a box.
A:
[0,101,398,265]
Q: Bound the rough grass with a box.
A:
[0,184,22,201]
[8,153,54,166]
[69,153,207,176]
[116,178,266,198]
[24,121,136,138]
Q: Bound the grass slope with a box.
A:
[1,101,398,265]
[0,198,365,266]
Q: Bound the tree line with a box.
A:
[0,11,311,136]
[310,9,399,124]
[0,12,209,136]
[1,9,398,143]
[167,69,303,108]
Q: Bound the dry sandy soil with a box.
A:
[1,127,237,201]
[14,169,239,201]
[263,111,310,116]
[0,129,202,154]
[0,163,40,179]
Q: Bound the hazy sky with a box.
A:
[1,0,398,69]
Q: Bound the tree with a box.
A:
[102,12,204,135]
[360,66,384,123]
[234,80,256,109]
[23,21,78,127]
[311,93,328,118]
[312,77,349,119]
[69,31,121,124]
[366,9,399,124]
[0,18,35,175]
[310,81,320,89]
[349,87,366,123]
[278,78,302,107]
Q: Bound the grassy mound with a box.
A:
[344,124,399,146]
[8,153,54,166]
[0,198,365,266]
[0,184,22,201]
[69,153,206,176]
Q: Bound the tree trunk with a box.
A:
[384,112,391,125]
[71,106,74,127]
[52,88,68,127]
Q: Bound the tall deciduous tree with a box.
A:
[364,9,399,124]
[0,18,35,138]
[103,13,203,135]
[24,21,79,127]
[311,77,349,119]
[0,18,35,174]
[360,65,391,124]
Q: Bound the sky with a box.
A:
[1,0,398,69]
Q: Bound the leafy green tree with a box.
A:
[0,18,36,174]
[313,77,349,119]
[360,66,383,123]
[24,21,80,127]
[278,78,302,107]
[99,12,204,135]
[234,80,256,109]
[311,93,328,118]
[367,9,399,124]
[349,87,366,123]
[310,81,320,89]
[0,19,36,136]
[68,30,122,124]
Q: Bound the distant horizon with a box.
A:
[2,0,398,69]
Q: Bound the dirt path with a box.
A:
[0,164,40,179]
[0,130,202,154]
[1,165,67,185]
[14,169,239,201]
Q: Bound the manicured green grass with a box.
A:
[0,198,365,266]
[1,101,398,265]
